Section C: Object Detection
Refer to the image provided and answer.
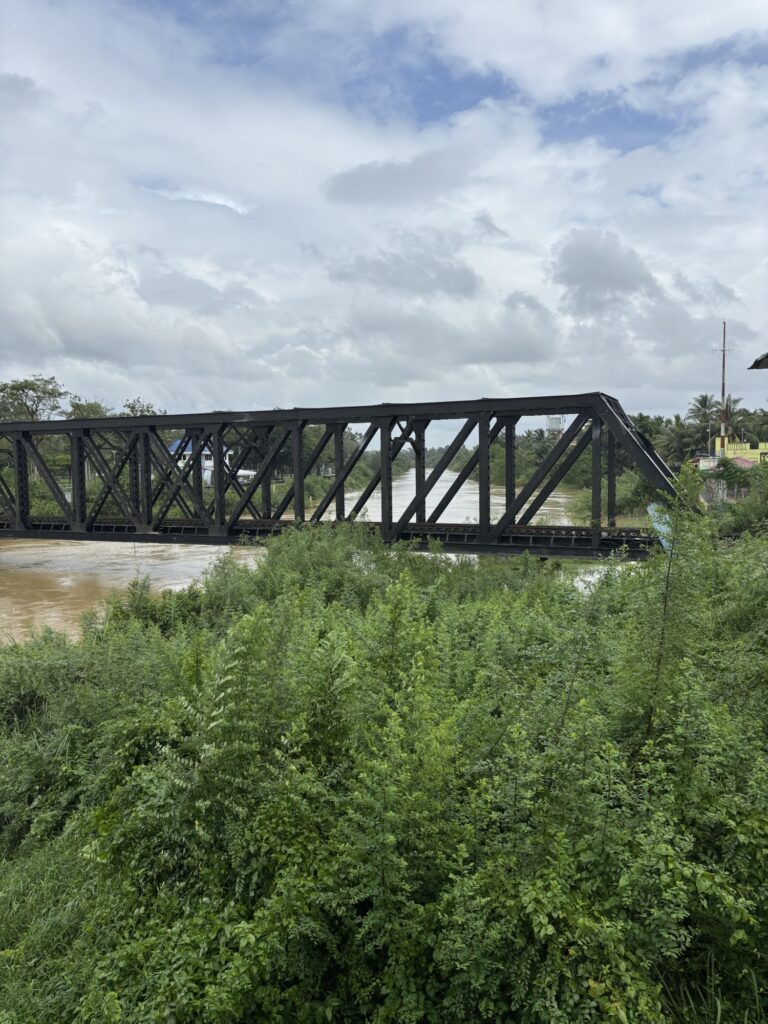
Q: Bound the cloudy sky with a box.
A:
[1,0,766,417]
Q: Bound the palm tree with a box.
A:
[657,414,696,467]
[723,395,746,438]
[687,393,718,425]
[686,393,718,452]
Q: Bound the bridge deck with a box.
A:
[0,517,658,558]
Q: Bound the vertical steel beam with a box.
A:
[478,413,491,541]
[12,433,29,530]
[259,429,272,518]
[607,431,617,527]
[211,425,227,535]
[380,419,393,539]
[591,415,602,546]
[414,419,427,524]
[310,423,377,523]
[70,430,88,531]
[189,428,204,505]
[426,418,499,525]
[138,429,153,528]
[129,440,140,512]
[293,421,305,522]
[334,423,345,521]
[504,416,516,515]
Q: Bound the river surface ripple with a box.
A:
[0,470,576,639]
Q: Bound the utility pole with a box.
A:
[719,320,727,460]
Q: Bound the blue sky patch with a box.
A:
[540,97,679,152]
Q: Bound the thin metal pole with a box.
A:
[719,320,727,459]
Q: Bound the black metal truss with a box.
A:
[0,393,677,558]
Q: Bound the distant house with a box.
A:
[168,439,230,485]
[694,440,768,472]
[718,440,768,466]
[168,440,261,485]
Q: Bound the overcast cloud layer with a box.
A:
[0,0,766,415]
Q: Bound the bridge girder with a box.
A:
[0,394,676,558]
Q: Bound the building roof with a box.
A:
[749,352,768,369]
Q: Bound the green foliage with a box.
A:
[0,375,69,422]
[710,463,768,538]
[122,397,166,417]
[572,469,657,523]
[0,522,767,1022]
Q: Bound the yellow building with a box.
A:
[718,439,768,465]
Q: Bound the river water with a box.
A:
[355,468,575,526]
[0,470,577,639]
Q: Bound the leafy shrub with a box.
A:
[0,517,766,1022]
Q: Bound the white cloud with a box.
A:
[247,0,768,101]
[0,0,765,416]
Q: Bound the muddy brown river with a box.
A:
[0,471,578,639]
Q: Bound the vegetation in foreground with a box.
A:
[0,519,767,1023]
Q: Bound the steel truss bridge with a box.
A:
[0,394,675,558]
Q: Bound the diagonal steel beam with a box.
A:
[227,425,291,527]
[273,425,333,520]
[597,395,676,494]
[427,419,505,524]
[348,417,414,520]
[490,413,589,541]
[21,433,72,517]
[516,425,591,526]
[150,433,191,508]
[394,417,478,532]
[0,470,15,519]
[147,432,200,520]
[310,423,377,523]
[85,433,139,526]
[151,430,214,528]
[150,431,213,527]
[148,433,195,519]
[145,436,195,524]
[205,427,270,521]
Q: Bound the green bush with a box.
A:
[0,519,766,1022]
[710,463,768,538]
[571,470,657,523]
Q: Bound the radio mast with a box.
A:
[719,320,727,459]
